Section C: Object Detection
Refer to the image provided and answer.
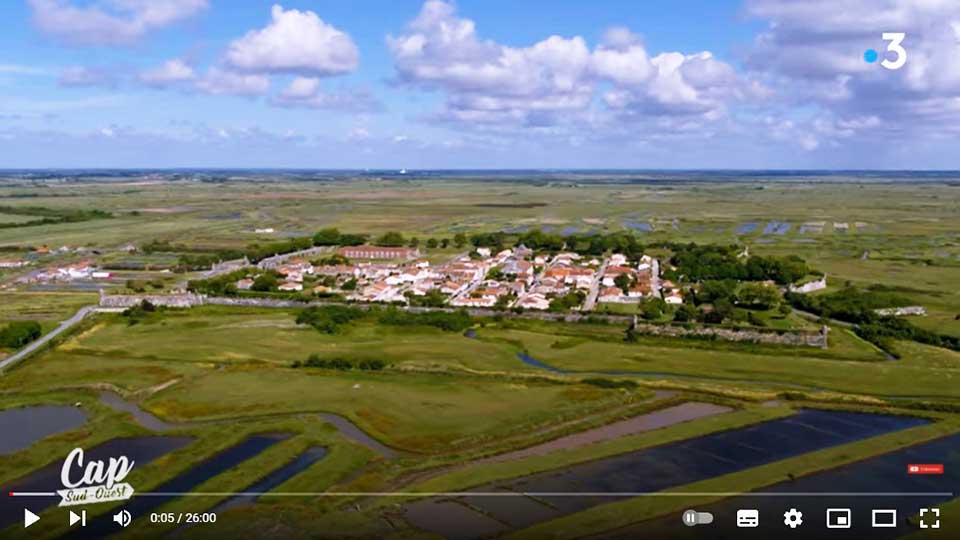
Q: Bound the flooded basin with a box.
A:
[0,436,194,530]
[404,410,929,539]
[736,222,759,234]
[72,433,290,539]
[591,431,960,539]
[213,446,327,512]
[0,405,88,455]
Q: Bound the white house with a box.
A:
[517,293,550,310]
[278,281,303,292]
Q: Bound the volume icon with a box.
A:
[113,509,132,528]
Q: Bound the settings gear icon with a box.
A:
[783,508,803,528]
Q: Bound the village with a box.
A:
[243,244,684,312]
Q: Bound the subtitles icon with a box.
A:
[736,509,759,528]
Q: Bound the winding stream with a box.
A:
[516,352,951,400]
[99,391,400,458]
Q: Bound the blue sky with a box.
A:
[1,0,959,168]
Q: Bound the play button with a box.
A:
[24,508,40,528]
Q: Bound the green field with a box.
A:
[0,212,40,224]
[0,179,956,334]
[1,177,958,539]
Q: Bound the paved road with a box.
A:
[0,306,95,373]
[582,257,609,311]
[651,257,662,299]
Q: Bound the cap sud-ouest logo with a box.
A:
[57,447,135,507]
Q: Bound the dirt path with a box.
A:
[475,402,732,464]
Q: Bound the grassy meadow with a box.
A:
[1,176,958,539]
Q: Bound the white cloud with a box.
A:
[0,64,52,76]
[138,59,196,87]
[194,68,270,96]
[271,77,380,111]
[347,127,371,141]
[388,0,594,125]
[591,27,652,86]
[225,4,358,76]
[28,0,208,46]
[745,0,960,138]
[59,66,120,88]
[389,1,757,131]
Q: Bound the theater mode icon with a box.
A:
[872,509,897,528]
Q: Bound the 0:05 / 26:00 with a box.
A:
[149,512,218,525]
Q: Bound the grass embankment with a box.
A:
[477,324,960,400]
[408,404,793,495]
[142,368,637,454]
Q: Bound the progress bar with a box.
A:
[8,491,955,498]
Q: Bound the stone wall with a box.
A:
[874,306,927,317]
[98,292,205,308]
[789,275,828,294]
[631,316,828,348]
[98,293,826,348]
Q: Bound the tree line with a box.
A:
[0,321,42,348]
[788,286,960,355]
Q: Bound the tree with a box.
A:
[712,298,735,322]
[737,282,781,310]
[453,233,467,248]
[376,232,406,247]
[126,279,147,293]
[440,238,450,248]
[312,228,341,246]
[641,298,666,321]
[426,238,438,249]
[409,288,447,308]
[251,273,278,292]
[698,280,738,304]
[549,291,586,312]
[673,303,699,322]
[338,233,367,246]
[614,273,633,294]
[408,237,420,248]
[0,321,42,348]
